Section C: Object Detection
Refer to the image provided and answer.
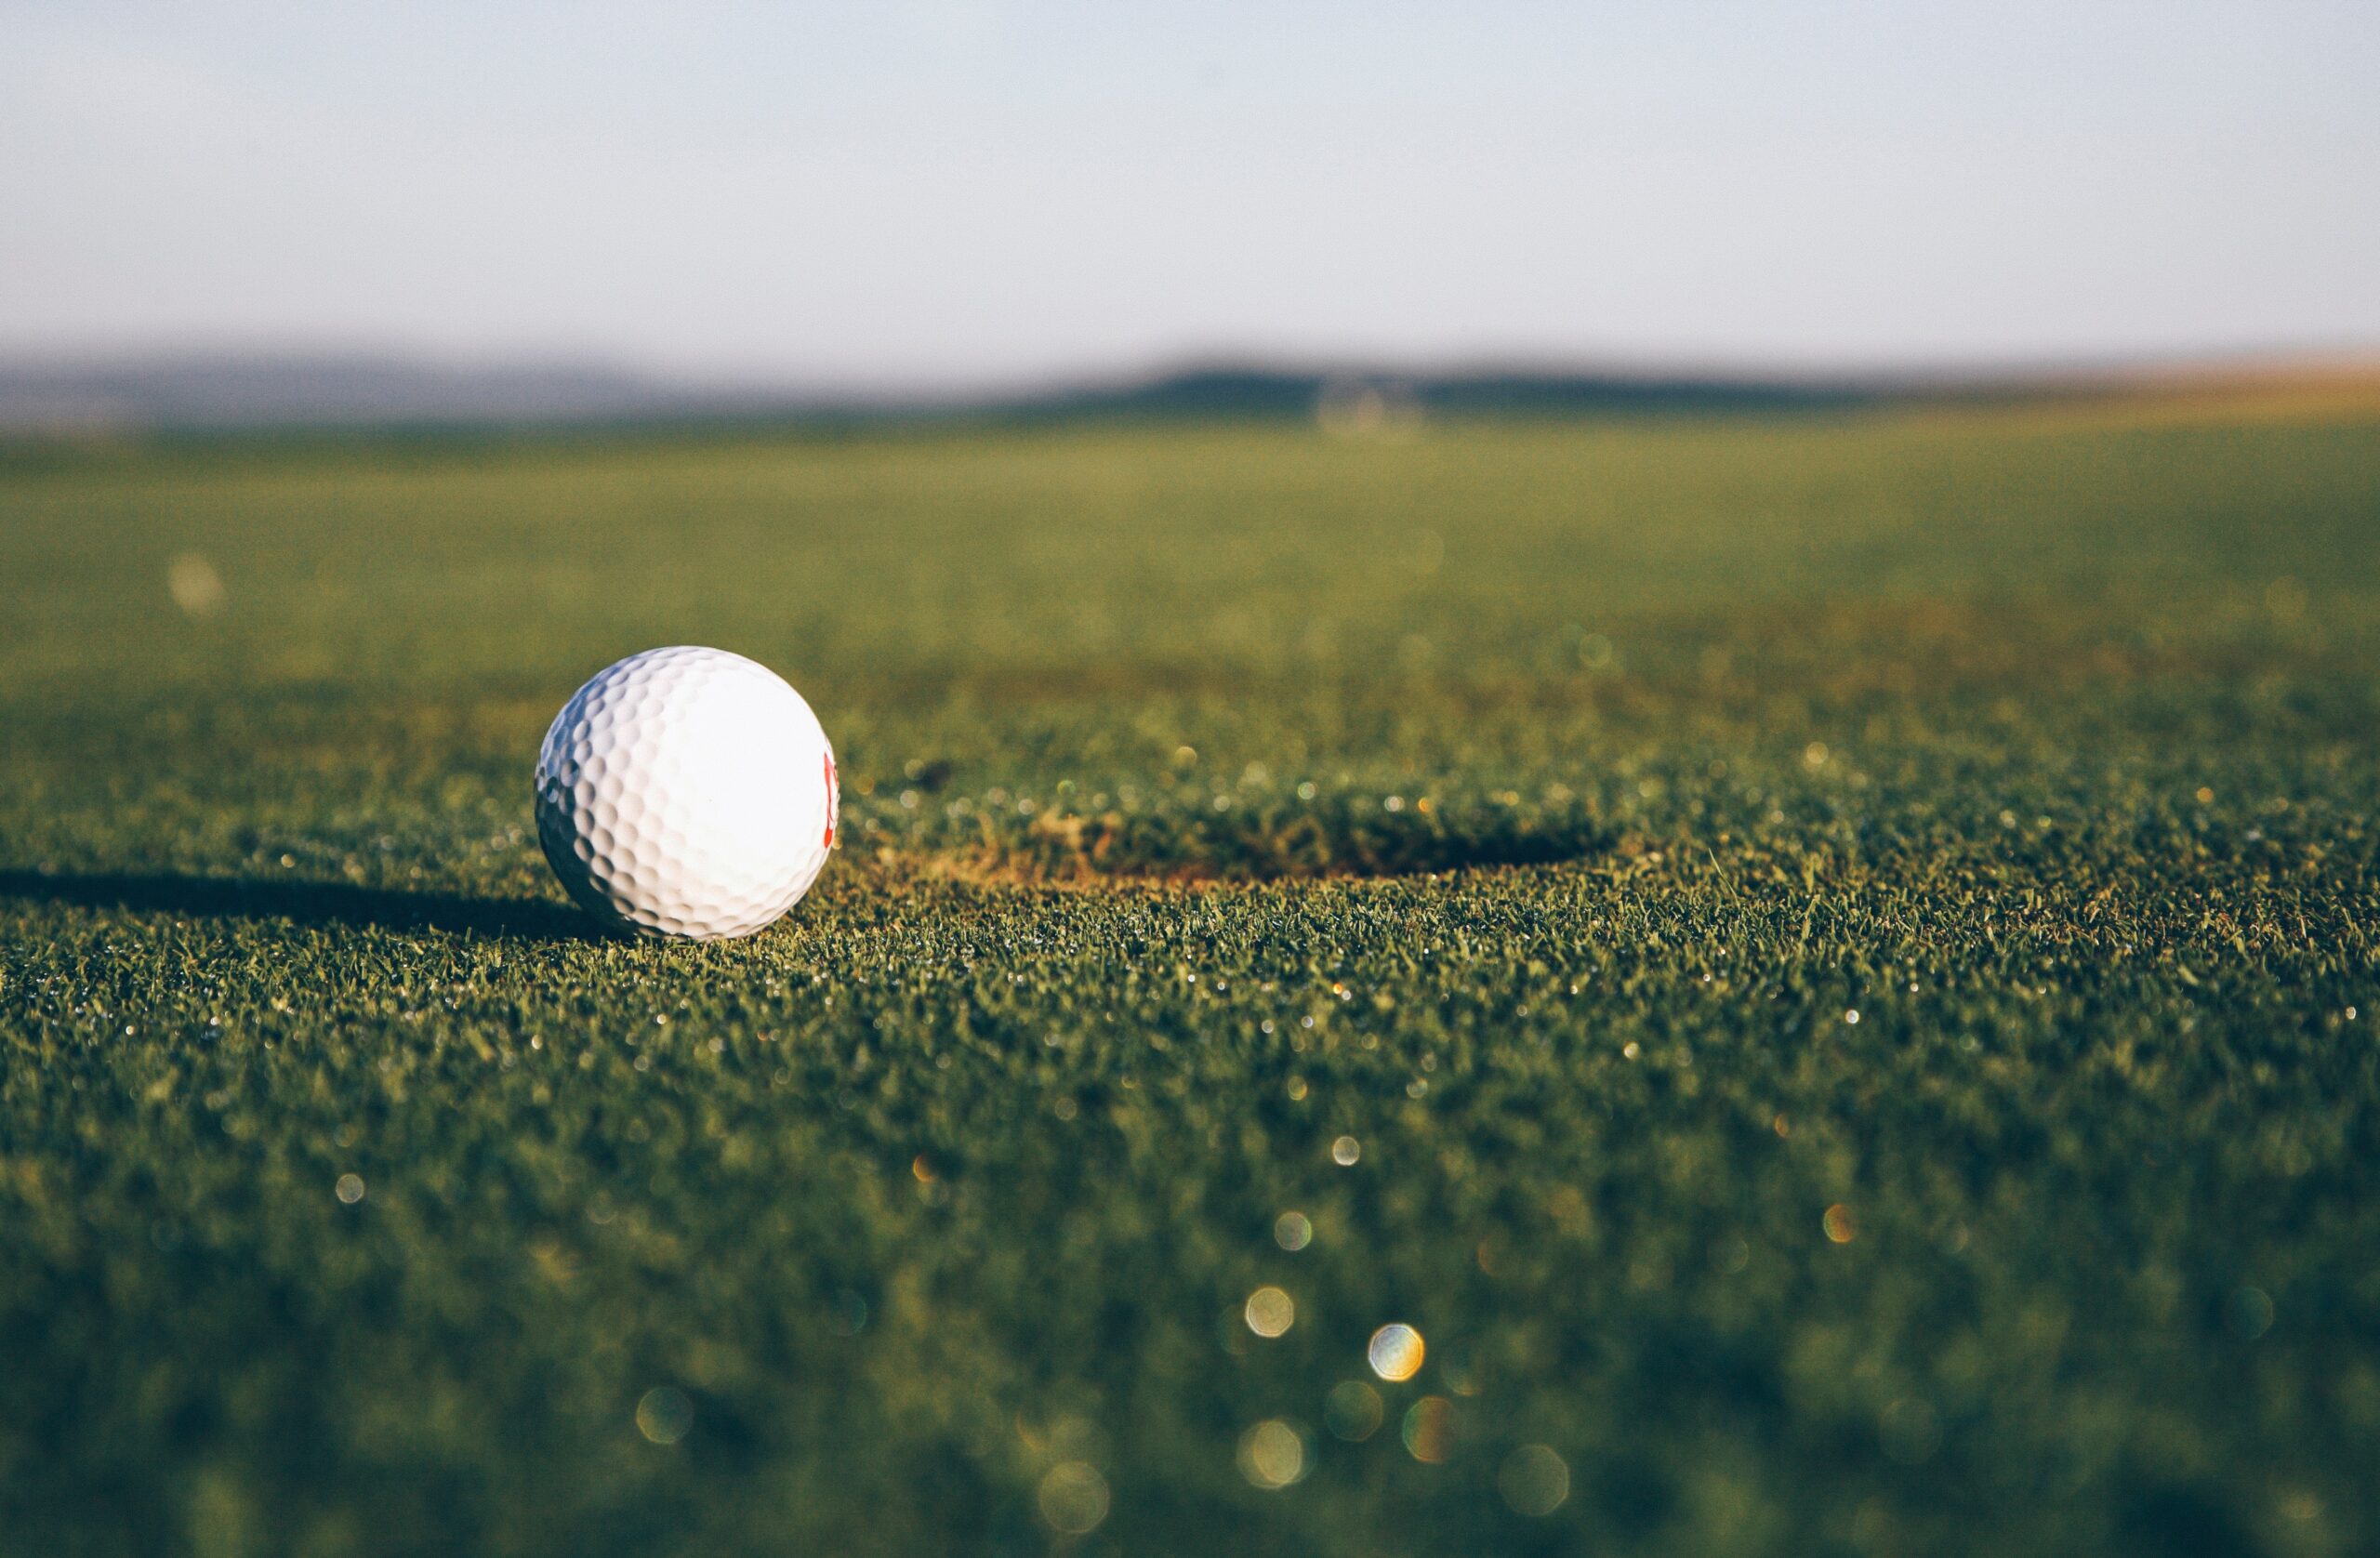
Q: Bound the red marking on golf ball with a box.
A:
[823,752,840,848]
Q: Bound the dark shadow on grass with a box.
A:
[0,868,590,940]
[984,808,1624,882]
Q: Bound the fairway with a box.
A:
[4,409,2378,1556]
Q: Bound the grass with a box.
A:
[2,405,2377,1557]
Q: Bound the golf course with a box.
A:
[3,401,2376,1556]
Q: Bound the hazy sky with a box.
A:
[5,1,2375,385]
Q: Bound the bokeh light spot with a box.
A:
[1037,1461,1110,1534]
[1499,1445,1570,1515]
[1438,1337,1483,1396]
[167,553,226,617]
[1324,1380,1382,1441]
[1401,1395,1456,1462]
[1237,1419,1308,1489]
[1245,1286,1296,1338]
[1368,1323,1424,1381]
[635,1387,693,1445]
[2228,1285,2275,1340]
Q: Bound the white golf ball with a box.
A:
[534,646,839,940]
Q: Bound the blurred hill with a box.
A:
[0,355,746,433]
[1,350,2373,435]
[0,352,1908,434]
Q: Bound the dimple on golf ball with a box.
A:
[534,646,838,940]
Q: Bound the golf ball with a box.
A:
[534,646,838,939]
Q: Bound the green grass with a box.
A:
[3,408,2377,1557]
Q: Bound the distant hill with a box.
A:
[1,350,2370,435]
[0,354,746,432]
[0,352,1895,435]
[1011,365,1884,423]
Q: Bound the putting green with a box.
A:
[3,408,2376,1555]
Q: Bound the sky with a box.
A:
[3,1,2375,387]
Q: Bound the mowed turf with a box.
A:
[3,408,2377,1557]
